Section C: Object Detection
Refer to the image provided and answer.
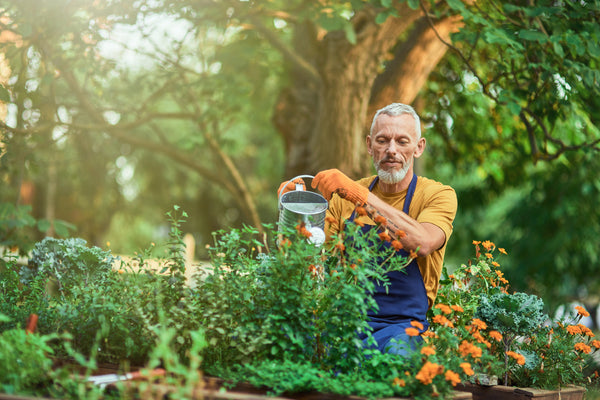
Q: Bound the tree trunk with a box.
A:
[275,5,462,179]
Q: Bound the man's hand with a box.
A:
[278,177,306,197]
[312,169,369,205]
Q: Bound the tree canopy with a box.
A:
[1,0,599,309]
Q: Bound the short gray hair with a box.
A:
[370,103,421,139]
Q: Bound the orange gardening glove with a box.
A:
[277,177,306,197]
[311,169,369,205]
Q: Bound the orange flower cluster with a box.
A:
[575,342,592,354]
[575,305,590,317]
[378,231,391,242]
[459,340,482,359]
[567,324,595,337]
[432,314,454,328]
[506,351,526,365]
[405,327,420,337]
[489,330,503,342]
[411,320,424,330]
[460,362,474,376]
[391,240,403,251]
[392,377,406,387]
[295,223,312,238]
[415,361,444,385]
[421,345,436,356]
[444,370,461,387]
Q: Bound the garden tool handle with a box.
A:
[278,174,315,202]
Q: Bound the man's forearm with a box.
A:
[363,193,445,256]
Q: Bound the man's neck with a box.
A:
[377,172,414,194]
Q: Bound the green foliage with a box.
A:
[0,316,56,395]
[437,241,598,389]
[197,221,411,371]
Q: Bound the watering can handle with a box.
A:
[278,174,315,202]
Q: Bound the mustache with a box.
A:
[376,157,403,166]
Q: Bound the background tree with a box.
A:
[1,0,599,310]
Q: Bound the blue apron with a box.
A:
[348,174,428,355]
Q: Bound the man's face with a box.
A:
[367,113,425,185]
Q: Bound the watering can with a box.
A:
[278,175,328,246]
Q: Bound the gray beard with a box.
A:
[374,159,411,184]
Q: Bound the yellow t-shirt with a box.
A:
[325,175,457,309]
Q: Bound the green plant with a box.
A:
[436,240,599,390]
[22,237,115,295]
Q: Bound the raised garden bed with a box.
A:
[455,382,585,400]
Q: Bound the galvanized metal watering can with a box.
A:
[278,175,328,246]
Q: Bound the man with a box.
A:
[310,103,457,355]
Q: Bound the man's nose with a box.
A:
[386,140,398,155]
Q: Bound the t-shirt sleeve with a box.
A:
[416,185,457,246]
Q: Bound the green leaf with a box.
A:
[406,0,420,10]
[37,219,51,232]
[518,30,547,43]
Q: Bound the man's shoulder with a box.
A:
[416,176,457,204]
[417,176,455,193]
[356,175,378,187]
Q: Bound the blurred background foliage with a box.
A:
[1,0,599,314]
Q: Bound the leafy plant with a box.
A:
[437,240,599,389]
[22,237,116,296]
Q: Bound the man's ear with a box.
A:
[414,137,426,158]
[366,135,373,156]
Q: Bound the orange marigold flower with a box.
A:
[422,330,437,338]
[472,240,481,245]
[405,327,420,337]
[356,206,367,216]
[279,238,292,248]
[575,305,590,317]
[445,370,461,387]
[492,261,500,267]
[432,314,454,328]
[498,247,507,255]
[566,325,582,335]
[482,240,494,250]
[575,342,592,354]
[506,351,526,365]
[374,215,387,225]
[489,331,503,341]
[435,303,452,315]
[470,318,488,331]
[391,240,403,251]
[460,363,474,376]
[579,324,594,337]
[396,230,407,238]
[415,361,444,385]
[409,249,418,259]
[421,346,436,356]
[451,304,464,313]
[411,320,424,330]
[393,377,406,387]
[485,253,493,259]
[378,231,391,242]
[459,341,482,359]
[334,241,346,251]
[495,270,504,278]
[591,340,600,349]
